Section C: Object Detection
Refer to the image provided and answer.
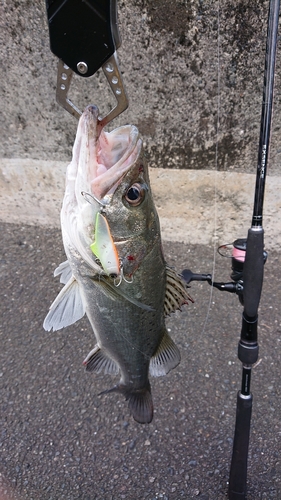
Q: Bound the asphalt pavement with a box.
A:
[1,221,281,500]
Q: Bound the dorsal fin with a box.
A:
[149,329,181,377]
[165,265,194,316]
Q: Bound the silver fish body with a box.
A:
[44,105,192,423]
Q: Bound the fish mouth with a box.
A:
[78,105,142,200]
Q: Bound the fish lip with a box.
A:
[84,104,99,118]
[81,104,102,137]
[75,105,142,201]
[90,126,142,200]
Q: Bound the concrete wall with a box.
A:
[1,0,280,174]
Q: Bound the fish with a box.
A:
[43,104,193,424]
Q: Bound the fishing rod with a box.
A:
[228,1,279,497]
[183,0,280,497]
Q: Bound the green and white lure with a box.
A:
[90,211,120,278]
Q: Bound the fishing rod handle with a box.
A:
[242,227,264,320]
[228,392,253,500]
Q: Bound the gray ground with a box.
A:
[1,222,281,500]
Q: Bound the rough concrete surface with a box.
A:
[1,159,281,251]
[1,0,281,174]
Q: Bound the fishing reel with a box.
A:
[182,238,268,305]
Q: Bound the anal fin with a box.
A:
[83,345,119,375]
[149,330,181,377]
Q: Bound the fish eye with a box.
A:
[124,183,145,206]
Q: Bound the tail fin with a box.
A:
[126,385,154,424]
[99,383,154,424]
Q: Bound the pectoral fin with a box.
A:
[95,276,155,312]
[149,330,181,377]
[43,277,85,331]
[54,260,72,284]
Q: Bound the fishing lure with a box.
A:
[90,211,120,279]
